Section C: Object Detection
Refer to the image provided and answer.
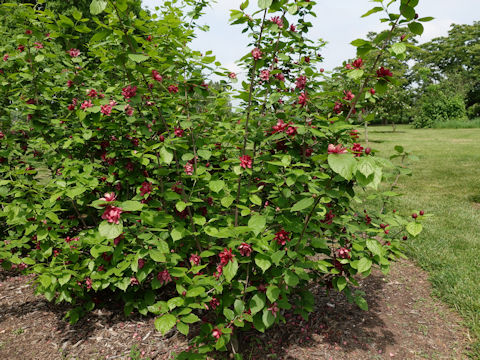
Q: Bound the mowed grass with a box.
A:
[366,125,480,355]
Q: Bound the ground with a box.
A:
[365,126,480,355]
[0,259,470,360]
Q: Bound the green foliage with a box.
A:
[413,85,467,128]
[0,0,425,358]
[414,22,480,119]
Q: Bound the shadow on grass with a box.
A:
[369,130,407,134]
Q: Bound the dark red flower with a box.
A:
[351,143,364,156]
[157,269,171,285]
[168,85,179,93]
[352,58,363,68]
[295,75,307,90]
[190,253,201,265]
[238,242,252,257]
[376,66,393,78]
[251,47,262,60]
[140,181,153,197]
[101,205,123,224]
[239,155,252,169]
[274,229,290,246]
[212,328,222,340]
[327,144,347,154]
[69,48,81,58]
[337,247,351,259]
[122,85,137,99]
[152,70,163,82]
[219,248,234,266]
[298,92,307,106]
[343,90,355,101]
[286,126,297,137]
[174,127,184,137]
[210,297,220,310]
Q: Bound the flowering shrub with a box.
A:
[0,0,427,358]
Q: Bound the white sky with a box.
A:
[142,0,479,74]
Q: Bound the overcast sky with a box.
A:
[142,0,479,74]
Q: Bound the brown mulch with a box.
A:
[0,260,471,360]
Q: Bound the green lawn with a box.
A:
[366,125,480,356]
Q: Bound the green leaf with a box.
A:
[400,4,415,20]
[366,239,383,256]
[285,270,299,287]
[354,295,368,310]
[418,16,434,22]
[90,0,107,15]
[361,6,383,17]
[66,186,86,198]
[262,308,276,328]
[186,286,205,297]
[249,194,262,206]
[408,22,424,35]
[98,221,123,239]
[357,258,372,273]
[351,39,369,47]
[197,149,211,160]
[223,259,238,282]
[248,214,266,236]
[335,276,347,291]
[347,69,364,80]
[406,222,422,237]
[58,14,74,27]
[390,42,407,56]
[154,314,176,335]
[175,201,188,212]
[170,227,183,242]
[160,147,173,165]
[209,180,225,193]
[45,212,60,224]
[271,250,285,265]
[311,238,328,249]
[357,157,375,177]
[181,313,200,324]
[266,286,280,302]
[287,4,298,14]
[291,197,314,212]
[168,297,184,310]
[234,299,245,314]
[253,313,265,332]
[90,244,112,258]
[193,215,206,226]
[149,249,166,263]
[59,274,71,286]
[90,29,111,43]
[176,322,189,336]
[120,200,143,211]
[128,54,149,63]
[221,196,234,208]
[223,308,235,321]
[258,0,272,9]
[255,254,271,273]
[249,293,266,314]
[328,153,357,180]
[240,0,249,10]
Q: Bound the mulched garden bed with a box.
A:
[0,260,470,359]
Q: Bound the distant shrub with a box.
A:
[413,85,467,128]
